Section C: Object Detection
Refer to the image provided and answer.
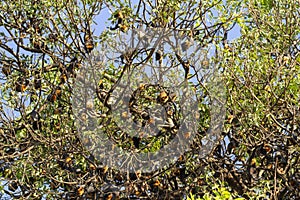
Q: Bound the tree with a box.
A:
[0,0,299,199]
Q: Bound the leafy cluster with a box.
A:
[0,0,299,199]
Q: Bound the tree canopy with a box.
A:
[0,0,299,199]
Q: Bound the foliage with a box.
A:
[0,0,299,199]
